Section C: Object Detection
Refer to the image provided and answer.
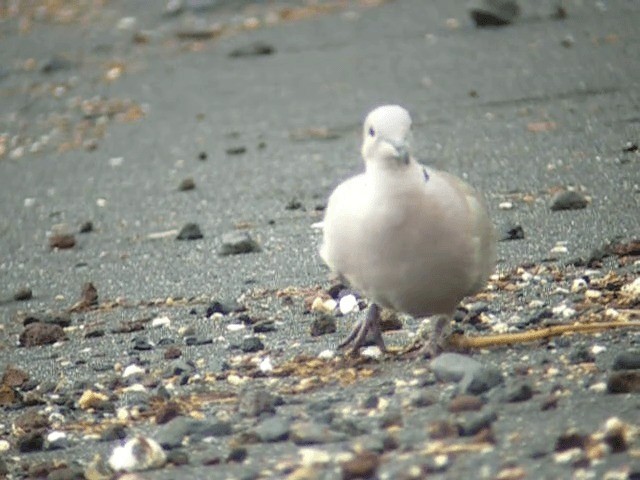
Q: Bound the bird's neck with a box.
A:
[364,158,422,188]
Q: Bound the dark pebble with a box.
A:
[156,402,181,424]
[409,391,436,408]
[255,417,290,442]
[206,300,244,316]
[13,287,33,301]
[499,221,525,241]
[219,231,261,255]
[226,146,247,155]
[79,221,93,233]
[240,336,264,353]
[504,382,534,402]
[18,431,45,452]
[226,447,247,463]
[310,314,336,337]
[550,190,588,211]
[607,371,640,394]
[612,351,640,370]
[457,411,497,437]
[229,41,275,58]
[469,0,520,27]
[132,337,154,351]
[41,55,75,73]
[85,329,105,339]
[285,198,303,210]
[178,177,196,191]
[19,322,66,347]
[157,417,233,449]
[379,310,402,331]
[176,223,203,241]
[461,366,504,395]
[428,420,458,439]
[238,387,276,417]
[100,424,127,442]
[341,451,379,480]
[164,346,182,360]
[555,430,587,451]
[185,336,213,346]
[253,320,276,333]
[568,346,595,364]
[49,233,76,249]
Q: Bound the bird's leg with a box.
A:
[338,303,386,354]
[419,314,451,358]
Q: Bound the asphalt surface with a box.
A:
[0,1,639,479]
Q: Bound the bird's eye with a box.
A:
[368,127,375,137]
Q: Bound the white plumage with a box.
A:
[320,105,496,355]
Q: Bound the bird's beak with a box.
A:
[384,138,410,165]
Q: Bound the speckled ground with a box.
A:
[0,1,639,479]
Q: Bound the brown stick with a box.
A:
[448,321,640,350]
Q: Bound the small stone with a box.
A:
[79,221,94,233]
[469,0,520,27]
[448,395,484,412]
[41,55,75,73]
[568,346,595,364]
[550,190,588,211]
[290,422,344,445]
[176,223,203,240]
[285,198,303,210]
[219,231,261,255]
[607,371,640,394]
[238,387,276,417]
[499,222,525,241]
[226,146,247,155]
[108,436,167,472]
[178,177,195,191]
[78,390,110,410]
[341,451,379,480]
[461,366,503,395]
[164,346,182,360]
[338,294,359,315]
[17,431,45,452]
[13,287,33,301]
[379,310,402,331]
[255,416,290,442]
[101,424,127,442]
[206,300,243,316]
[2,365,29,387]
[504,382,534,402]
[229,41,275,58]
[226,447,247,463]
[457,411,497,436]
[155,402,181,425]
[49,233,76,249]
[19,322,66,347]
[240,336,264,353]
[612,351,640,370]
[310,314,337,336]
[430,353,482,382]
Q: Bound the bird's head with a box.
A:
[361,105,413,169]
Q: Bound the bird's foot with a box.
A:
[338,303,386,356]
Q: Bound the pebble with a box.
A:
[431,353,503,395]
[17,431,45,452]
[2,365,29,387]
[457,410,498,436]
[290,422,345,445]
[229,41,275,58]
[310,314,337,336]
[338,294,359,315]
[607,371,640,393]
[78,390,110,410]
[448,395,484,412]
[157,417,233,449]
[504,382,534,402]
[45,430,68,450]
[178,177,195,191]
[79,221,94,233]
[219,231,261,255]
[176,223,203,240]
[550,190,588,211]
[255,416,290,442]
[499,221,525,241]
[612,351,640,370]
[49,232,76,249]
[238,387,276,417]
[13,287,33,301]
[19,322,66,347]
[341,451,379,480]
[108,436,166,472]
[469,0,520,27]
[240,336,264,353]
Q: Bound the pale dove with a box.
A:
[320,105,496,356]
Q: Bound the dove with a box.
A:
[320,105,496,356]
